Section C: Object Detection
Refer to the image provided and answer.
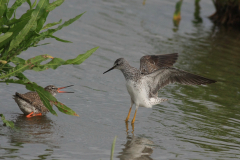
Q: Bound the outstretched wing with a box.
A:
[140,53,178,75]
[145,67,216,95]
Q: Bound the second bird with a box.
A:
[13,85,74,118]
[103,53,216,124]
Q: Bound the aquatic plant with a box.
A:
[0,0,98,127]
[174,0,240,26]
[110,136,117,160]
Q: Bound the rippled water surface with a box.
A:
[1,0,240,159]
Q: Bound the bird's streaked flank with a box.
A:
[13,85,74,118]
[103,53,216,124]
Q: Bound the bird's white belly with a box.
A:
[126,80,152,108]
[15,97,37,114]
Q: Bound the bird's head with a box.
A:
[103,58,127,74]
[44,85,74,96]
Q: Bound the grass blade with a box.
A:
[110,136,117,160]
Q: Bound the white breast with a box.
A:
[126,79,152,108]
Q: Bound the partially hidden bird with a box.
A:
[103,53,216,124]
[13,85,74,118]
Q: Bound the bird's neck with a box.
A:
[120,64,140,81]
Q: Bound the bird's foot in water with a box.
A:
[26,112,42,118]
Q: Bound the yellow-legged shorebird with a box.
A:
[103,53,216,124]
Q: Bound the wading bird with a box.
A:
[103,53,216,124]
[13,85,74,118]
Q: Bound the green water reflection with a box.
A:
[145,9,240,158]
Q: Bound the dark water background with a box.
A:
[0,0,240,159]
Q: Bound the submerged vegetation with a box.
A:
[0,0,98,127]
[173,0,240,27]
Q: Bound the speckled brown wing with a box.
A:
[140,53,178,75]
[145,67,217,96]
[15,92,49,114]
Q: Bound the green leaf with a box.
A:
[32,0,37,9]
[36,9,49,33]
[64,47,99,65]
[52,12,85,32]
[49,35,72,43]
[0,32,12,43]
[8,0,49,52]
[55,102,79,117]
[46,0,64,12]
[30,12,85,47]
[41,19,62,30]
[10,56,25,65]
[0,79,26,85]
[26,0,31,8]
[0,114,15,128]
[32,57,65,71]
[15,72,30,82]
[6,0,27,19]
[0,54,53,79]
[0,3,7,17]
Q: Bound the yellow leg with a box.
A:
[131,109,138,124]
[125,107,132,122]
[125,100,133,122]
[131,122,135,133]
[125,121,129,134]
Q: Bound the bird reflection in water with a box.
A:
[10,114,57,144]
[117,133,154,160]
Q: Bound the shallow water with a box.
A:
[1,0,240,159]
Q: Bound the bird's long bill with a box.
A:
[103,65,116,74]
[57,85,74,93]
